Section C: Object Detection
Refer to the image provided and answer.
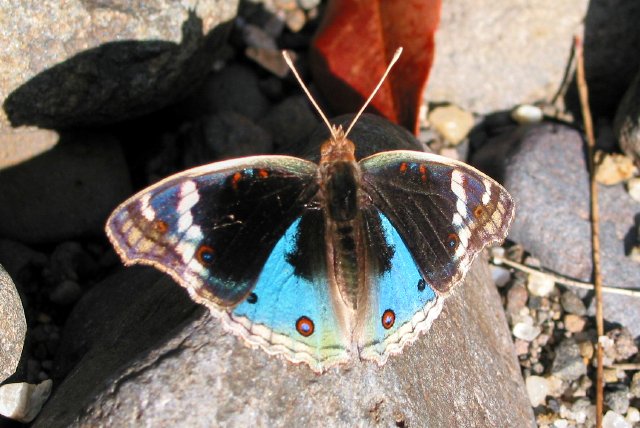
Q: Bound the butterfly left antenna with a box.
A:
[282,51,337,141]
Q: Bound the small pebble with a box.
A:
[560,290,586,315]
[551,419,568,428]
[546,375,564,397]
[514,339,530,356]
[285,9,306,32]
[506,283,528,321]
[246,47,291,78]
[242,24,278,50]
[608,328,638,361]
[0,380,52,423]
[605,387,630,415]
[298,0,321,9]
[602,410,631,428]
[578,341,594,360]
[49,280,83,306]
[428,105,474,146]
[594,151,636,185]
[511,104,543,124]
[527,272,555,297]
[526,375,549,406]
[604,368,620,384]
[630,372,640,397]
[627,177,640,203]
[513,322,542,341]
[626,407,640,423]
[551,338,587,381]
[564,314,586,333]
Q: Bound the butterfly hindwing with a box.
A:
[228,210,351,370]
[357,207,444,364]
[106,156,320,308]
[359,150,515,295]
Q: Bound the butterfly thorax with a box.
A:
[319,130,365,314]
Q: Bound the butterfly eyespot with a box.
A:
[196,245,215,266]
[296,316,314,337]
[153,220,168,234]
[231,171,243,190]
[473,205,485,218]
[419,164,428,183]
[381,309,396,329]
[447,233,459,249]
[247,293,258,304]
[257,169,269,179]
[399,162,408,173]
[417,279,426,292]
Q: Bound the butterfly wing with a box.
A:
[359,150,514,295]
[106,156,320,307]
[356,151,514,362]
[228,210,351,371]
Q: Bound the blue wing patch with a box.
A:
[358,210,444,363]
[229,216,351,370]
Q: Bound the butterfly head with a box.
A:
[320,124,356,165]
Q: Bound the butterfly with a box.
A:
[105,48,515,373]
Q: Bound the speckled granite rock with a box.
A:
[474,122,640,335]
[0,264,26,383]
[0,132,131,243]
[35,258,534,427]
[0,1,238,130]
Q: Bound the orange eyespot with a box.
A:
[399,162,408,173]
[231,172,243,190]
[382,309,395,329]
[258,169,269,179]
[153,220,168,234]
[196,245,215,266]
[296,316,314,337]
[473,205,485,218]
[419,164,428,183]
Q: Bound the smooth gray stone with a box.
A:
[475,122,640,336]
[0,133,131,243]
[0,264,26,383]
[35,258,534,427]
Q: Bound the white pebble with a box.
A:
[513,322,542,341]
[525,375,549,406]
[603,411,631,428]
[511,104,543,124]
[552,419,568,428]
[428,104,474,145]
[626,407,640,423]
[527,272,555,296]
[627,177,640,203]
[491,265,512,287]
[0,380,52,423]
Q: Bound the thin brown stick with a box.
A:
[575,35,604,428]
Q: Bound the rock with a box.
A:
[630,372,640,397]
[0,127,58,170]
[602,410,631,428]
[0,239,47,280]
[627,177,640,203]
[603,368,621,384]
[626,407,640,423]
[606,328,638,362]
[428,105,475,145]
[594,151,636,185]
[0,264,26,383]
[525,375,549,407]
[578,340,594,360]
[605,387,631,415]
[506,282,528,321]
[551,338,587,381]
[185,112,273,165]
[0,132,131,243]
[490,264,511,287]
[563,314,586,333]
[513,323,542,342]
[487,123,640,336]
[560,290,586,316]
[527,272,555,297]
[1,2,238,130]
[0,380,52,423]
[35,259,535,426]
[428,1,588,113]
[258,96,319,150]
[613,56,640,162]
[246,47,291,78]
[511,105,543,125]
[48,280,82,306]
[560,397,594,424]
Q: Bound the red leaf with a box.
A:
[309,0,441,135]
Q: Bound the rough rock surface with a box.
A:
[35,259,534,427]
[0,133,131,243]
[0,0,238,130]
[474,122,640,335]
[0,264,26,383]
[614,68,640,162]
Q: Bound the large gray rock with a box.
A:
[476,122,640,335]
[0,132,131,243]
[35,258,534,427]
[0,264,26,383]
[614,68,640,162]
[0,1,238,130]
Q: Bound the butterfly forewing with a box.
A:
[359,150,515,294]
[106,156,320,307]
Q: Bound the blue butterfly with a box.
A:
[105,49,514,372]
